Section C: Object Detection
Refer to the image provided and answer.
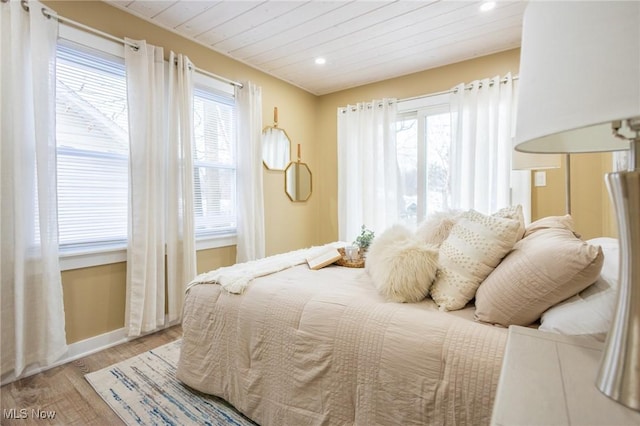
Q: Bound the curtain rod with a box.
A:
[20,0,243,89]
[399,74,519,103]
[338,75,519,113]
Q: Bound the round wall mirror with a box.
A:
[284,161,312,202]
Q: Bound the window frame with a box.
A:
[396,93,451,225]
[191,73,238,248]
[58,26,237,271]
[57,25,128,270]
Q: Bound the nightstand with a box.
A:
[491,326,640,425]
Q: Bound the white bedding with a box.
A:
[188,243,343,294]
[177,264,508,425]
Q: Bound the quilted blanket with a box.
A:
[177,264,507,425]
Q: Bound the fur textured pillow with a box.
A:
[365,225,439,303]
[430,209,521,311]
[415,210,462,246]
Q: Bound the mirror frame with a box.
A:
[284,161,312,202]
[262,126,292,171]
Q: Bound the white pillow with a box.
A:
[430,209,521,311]
[365,224,439,303]
[539,237,619,341]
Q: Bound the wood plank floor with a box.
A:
[1,325,182,425]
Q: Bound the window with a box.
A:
[192,86,237,237]
[396,95,451,228]
[54,26,238,268]
[56,43,129,251]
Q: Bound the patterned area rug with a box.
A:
[85,340,256,425]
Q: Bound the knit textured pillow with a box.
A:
[430,209,521,311]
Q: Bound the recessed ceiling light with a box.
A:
[480,1,496,12]
[315,57,326,65]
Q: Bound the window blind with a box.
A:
[193,87,237,236]
[56,44,129,249]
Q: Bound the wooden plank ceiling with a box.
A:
[105,1,527,95]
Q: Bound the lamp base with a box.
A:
[597,170,640,411]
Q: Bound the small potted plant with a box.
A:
[353,225,375,253]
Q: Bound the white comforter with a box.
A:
[177,264,507,425]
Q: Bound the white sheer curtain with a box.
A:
[337,99,401,241]
[509,80,532,223]
[235,81,265,262]
[1,1,67,377]
[166,52,197,323]
[124,40,166,337]
[449,74,522,214]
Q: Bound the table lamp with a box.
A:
[514,1,640,411]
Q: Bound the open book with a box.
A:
[306,246,342,270]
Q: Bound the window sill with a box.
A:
[196,234,237,251]
[60,245,127,271]
[60,234,237,271]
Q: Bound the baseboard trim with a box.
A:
[1,319,180,386]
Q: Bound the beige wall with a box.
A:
[531,153,616,240]
[46,2,614,344]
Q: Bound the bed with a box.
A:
[176,212,613,426]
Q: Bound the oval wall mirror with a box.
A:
[262,107,291,171]
[284,161,312,202]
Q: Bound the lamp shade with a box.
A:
[515,1,640,153]
[512,151,561,170]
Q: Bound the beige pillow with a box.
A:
[474,226,604,327]
[430,209,521,311]
[539,237,619,341]
[365,225,439,303]
[524,214,578,238]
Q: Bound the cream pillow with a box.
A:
[430,209,521,311]
[474,227,604,327]
[493,204,526,241]
[365,225,439,303]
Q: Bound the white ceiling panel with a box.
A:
[152,1,219,29]
[174,2,263,38]
[105,0,528,95]
[197,2,306,47]
[212,2,343,53]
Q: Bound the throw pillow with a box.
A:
[493,204,526,241]
[474,227,604,327]
[430,209,521,311]
[524,214,578,238]
[415,209,462,246]
[365,224,439,303]
[539,237,619,341]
